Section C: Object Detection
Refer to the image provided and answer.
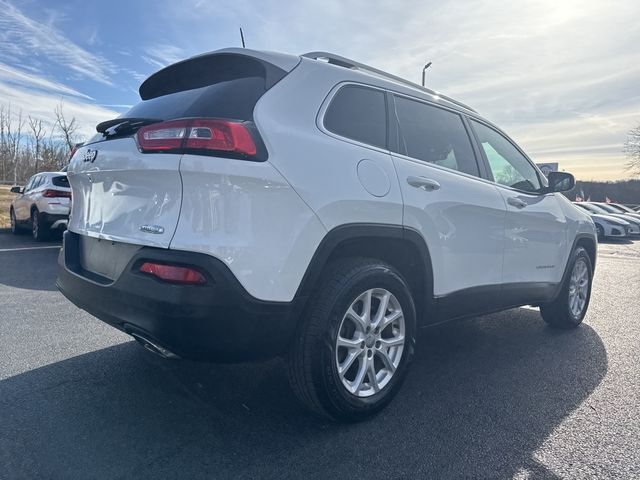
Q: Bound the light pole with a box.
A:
[421,62,432,87]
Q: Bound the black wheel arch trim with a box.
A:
[292,223,435,320]
[551,232,597,301]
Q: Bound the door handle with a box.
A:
[507,197,527,209]
[407,176,441,191]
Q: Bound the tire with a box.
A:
[540,246,593,329]
[31,209,49,241]
[287,257,416,422]
[10,208,21,235]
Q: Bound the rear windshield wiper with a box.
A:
[96,117,162,136]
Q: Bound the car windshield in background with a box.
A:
[613,204,636,213]
[580,203,608,214]
[596,203,623,214]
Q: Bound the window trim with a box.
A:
[389,92,483,178]
[317,82,390,154]
[467,116,548,195]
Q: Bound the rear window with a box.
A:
[124,54,288,123]
[323,85,387,149]
[52,175,69,188]
[124,77,266,122]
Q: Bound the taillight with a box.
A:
[43,189,71,198]
[139,262,207,285]
[137,118,257,157]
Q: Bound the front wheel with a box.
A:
[10,208,21,235]
[540,246,593,329]
[287,258,416,421]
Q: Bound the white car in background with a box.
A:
[10,172,71,241]
[573,202,633,240]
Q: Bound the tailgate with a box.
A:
[67,138,182,248]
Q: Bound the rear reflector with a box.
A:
[139,262,207,285]
[43,189,71,198]
[137,118,257,156]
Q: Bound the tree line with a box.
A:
[0,101,81,184]
[564,179,640,205]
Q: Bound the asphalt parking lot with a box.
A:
[1,232,639,479]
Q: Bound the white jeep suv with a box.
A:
[10,172,71,240]
[57,48,597,421]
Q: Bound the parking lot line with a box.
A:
[0,245,61,253]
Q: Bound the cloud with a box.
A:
[0,81,118,138]
[157,0,639,180]
[0,62,93,100]
[0,0,117,85]
[142,45,188,69]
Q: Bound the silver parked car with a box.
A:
[577,202,640,237]
[10,172,71,241]
[573,203,633,240]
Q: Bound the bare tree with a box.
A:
[624,124,640,175]
[5,107,25,184]
[0,105,7,181]
[28,115,45,174]
[54,100,79,152]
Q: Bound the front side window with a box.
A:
[471,120,541,192]
[323,85,387,149]
[392,95,479,176]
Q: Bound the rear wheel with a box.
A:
[31,209,49,242]
[287,258,416,421]
[540,246,592,329]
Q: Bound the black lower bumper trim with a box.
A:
[56,231,298,362]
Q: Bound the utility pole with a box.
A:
[421,62,432,86]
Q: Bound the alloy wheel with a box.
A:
[335,288,405,397]
[568,258,589,318]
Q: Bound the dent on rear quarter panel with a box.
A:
[170,156,326,302]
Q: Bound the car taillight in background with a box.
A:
[43,189,72,198]
[136,118,257,157]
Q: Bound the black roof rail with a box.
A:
[302,51,477,113]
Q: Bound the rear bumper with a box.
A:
[41,213,68,228]
[56,231,298,362]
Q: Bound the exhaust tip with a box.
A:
[129,332,180,359]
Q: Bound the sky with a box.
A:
[0,0,638,180]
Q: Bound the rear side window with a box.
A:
[323,85,387,149]
[392,96,479,176]
[52,176,69,188]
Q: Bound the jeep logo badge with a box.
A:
[83,149,98,163]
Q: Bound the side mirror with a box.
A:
[547,171,575,193]
[10,186,23,194]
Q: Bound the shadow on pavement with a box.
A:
[0,245,60,291]
[0,309,607,479]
